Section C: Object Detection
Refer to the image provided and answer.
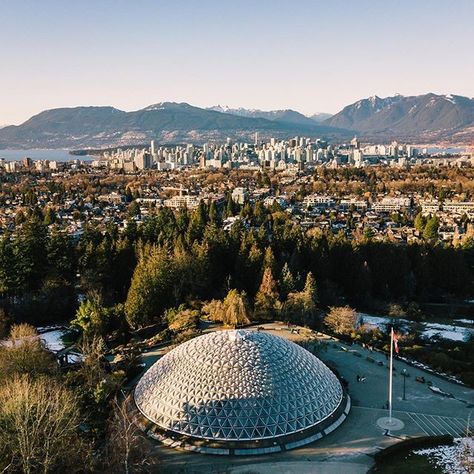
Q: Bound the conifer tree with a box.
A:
[43,207,56,226]
[303,271,318,306]
[208,200,219,225]
[254,267,280,320]
[124,246,174,328]
[414,212,427,233]
[263,246,277,275]
[423,215,439,241]
[279,262,295,298]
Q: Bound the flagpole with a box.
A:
[389,326,393,423]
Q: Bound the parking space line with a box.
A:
[431,415,462,436]
[432,416,462,436]
[433,415,467,436]
[409,413,434,435]
[356,406,472,437]
[450,418,471,435]
[449,418,471,435]
[448,419,467,435]
[459,420,474,436]
[407,412,432,435]
[414,413,445,435]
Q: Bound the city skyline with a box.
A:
[2,0,474,124]
[2,1,474,472]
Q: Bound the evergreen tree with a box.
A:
[279,262,295,298]
[124,246,174,328]
[282,272,319,326]
[128,201,141,218]
[245,243,263,295]
[423,215,439,241]
[187,200,208,242]
[254,201,267,225]
[208,200,220,225]
[240,200,253,219]
[14,210,26,226]
[414,212,427,233]
[254,267,280,320]
[223,193,236,218]
[263,246,277,274]
[43,207,56,226]
[0,236,15,296]
[72,298,109,336]
[46,230,76,283]
[303,271,318,306]
[13,217,48,292]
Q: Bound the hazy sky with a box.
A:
[1,0,474,124]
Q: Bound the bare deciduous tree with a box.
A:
[0,325,57,379]
[103,395,153,473]
[77,334,108,388]
[0,375,89,473]
[324,306,359,336]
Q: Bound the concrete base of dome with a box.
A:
[136,395,351,456]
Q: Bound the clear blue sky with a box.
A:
[1,0,473,124]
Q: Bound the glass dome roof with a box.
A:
[134,329,343,442]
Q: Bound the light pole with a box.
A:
[401,369,407,400]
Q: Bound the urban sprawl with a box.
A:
[1,135,474,245]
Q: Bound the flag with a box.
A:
[393,331,399,354]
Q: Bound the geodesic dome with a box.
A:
[135,329,345,445]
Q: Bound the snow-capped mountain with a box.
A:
[324,93,474,140]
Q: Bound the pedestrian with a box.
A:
[356,374,360,382]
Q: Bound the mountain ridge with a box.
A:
[0,102,346,149]
[206,106,323,127]
[324,93,474,142]
[1,93,474,149]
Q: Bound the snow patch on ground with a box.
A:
[37,326,70,352]
[455,319,474,325]
[39,329,67,352]
[359,313,474,342]
[414,438,474,474]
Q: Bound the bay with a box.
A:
[0,149,93,162]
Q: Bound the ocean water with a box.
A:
[0,149,92,162]
[426,146,467,155]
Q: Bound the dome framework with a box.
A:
[135,329,350,454]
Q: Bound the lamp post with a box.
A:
[401,369,407,400]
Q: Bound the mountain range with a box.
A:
[325,93,474,142]
[0,102,342,149]
[206,106,319,127]
[0,93,473,149]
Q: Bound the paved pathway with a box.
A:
[229,461,369,474]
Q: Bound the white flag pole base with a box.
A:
[377,416,404,431]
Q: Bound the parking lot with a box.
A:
[314,334,474,423]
